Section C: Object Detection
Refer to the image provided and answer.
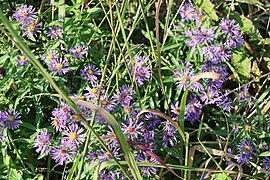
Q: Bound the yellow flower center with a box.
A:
[78,96,84,100]
[105,152,111,158]
[102,100,108,106]
[91,88,98,94]
[29,24,35,31]
[174,108,180,114]
[76,49,81,54]
[124,107,130,114]
[18,9,23,13]
[8,116,14,122]
[185,11,189,16]
[144,159,149,162]
[70,132,77,140]
[51,29,56,34]
[88,70,93,75]
[53,119,59,126]
[48,54,54,60]
[20,56,26,61]
[56,63,63,69]
[73,114,80,120]
[200,15,206,21]
[182,76,188,82]
[245,146,252,152]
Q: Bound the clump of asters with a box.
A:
[12,4,41,39]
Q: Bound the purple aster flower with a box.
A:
[80,64,101,84]
[144,113,161,127]
[259,144,267,152]
[99,95,116,112]
[202,45,232,63]
[219,18,241,37]
[62,123,85,147]
[22,22,41,39]
[83,85,100,101]
[238,86,256,107]
[113,84,134,105]
[226,148,234,165]
[263,157,270,172]
[121,118,143,140]
[98,144,120,163]
[34,129,51,156]
[47,26,62,39]
[98,168,115,180]
[194,9,206,26]
[196,27,215,44]
[162,122,177,147]
[105,126,119,146]
[237,140,256,165]
[225,35,244,48]
[0,111,7,130]
[213,46,232,62]
[170,101,180,117]
[50,107,69,132]
[185,94,202,123]
[179,4,195,22]
[17,54,29,66]
[173,67,194,91]
[87,150,97,165]
[129,56,151,86]
[51,146,75,165]
[183,28,199,47]
[13,5,37,24]
[69,45,87,59]
[139,131,156,151]
[232,124,239,134]
[200,87,219,105]
[136,153,158,178]
[41,49,59,64]
[201,61,229,80]
[2,110,22,130]
[48,58,69,75]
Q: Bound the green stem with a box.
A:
[46,156,51,180]
[7,130,26,168]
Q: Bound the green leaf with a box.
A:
[259,151,270,157]
[229,13,255,33]
[68,154,82,180]
[195,0,218,21]
[8,169,23,180]
[259,38,270,45]
[231,48,252,83]
[233,0,264,9]
[212,173,232,180]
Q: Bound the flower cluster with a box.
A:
[13,5,41,39]
[34,103,86,165]
[40,49,70,75]
[172,3,245,123]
